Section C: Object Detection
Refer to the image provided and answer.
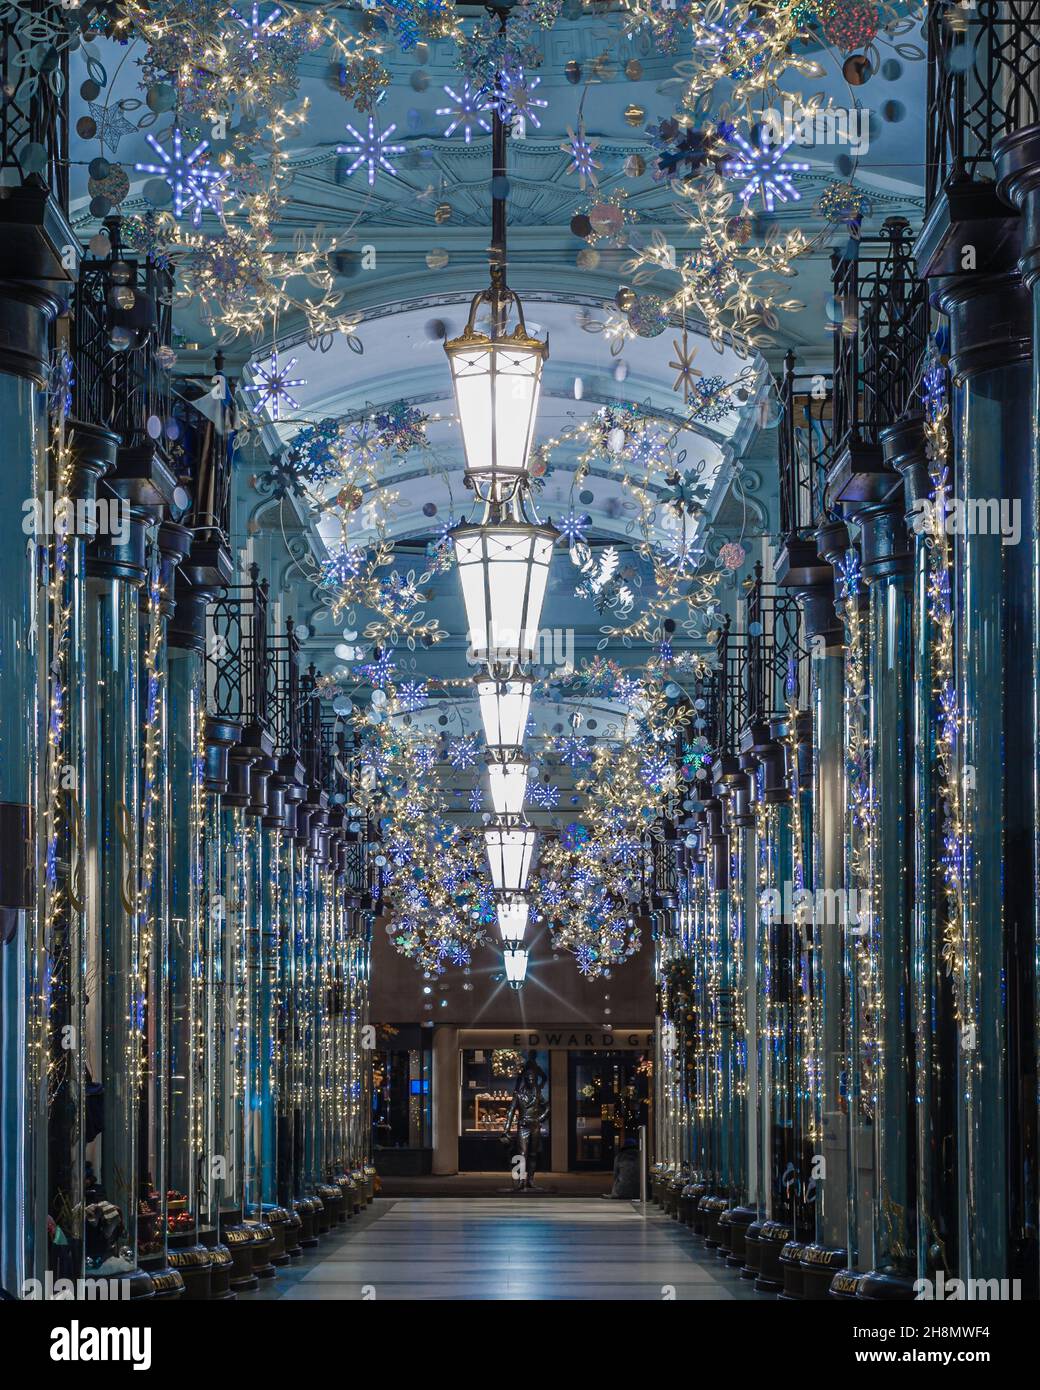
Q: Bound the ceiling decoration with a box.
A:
[54,0,928,985]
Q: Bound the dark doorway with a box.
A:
[568,1051,649,1171]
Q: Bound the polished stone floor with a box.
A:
[257,1197,760,1301]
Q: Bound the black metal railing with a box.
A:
[267,617,302,769]
[206,564,271,736]
[926,0,1040,208]
[71,219,174,456]
[0,2,69,209]
[778,353,835,541]
[746,563,809,723]
[712,616,751,758]
[831,218,928,459]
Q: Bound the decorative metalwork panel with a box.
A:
[205,566,271,732]
[831,218,927,457]
[71,231,175,456]
[778,353,835,540]
[267,619,302,763]
[926,0,1040,207]
[713,616,751,756]
[0,2,69,208]
[746,565,810,720]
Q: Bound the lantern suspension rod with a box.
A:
[488,3,510,337]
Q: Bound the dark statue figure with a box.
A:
[501,1052,549,1188]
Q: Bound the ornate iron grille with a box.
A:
[831,218,927,458]
[745,563,810,720]
[0,2,69,209]
[206,564,272,735]
[712,616,751,757]
[71,222,174,455]
[778,352,835,540]
[926,0,1040,208]
[299,665,329,789]
[650,835,679,903]
[267,618,302,767]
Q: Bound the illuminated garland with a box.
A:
[785,700,821,1146]
[921,360,967,1020]
[135,563,166,1095]
[837,550,878,1117]
[40,409,74,1109]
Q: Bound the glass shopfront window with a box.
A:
[568,1051,650,1171]
[371,1026,431,1173]
[459,1048,550,1172]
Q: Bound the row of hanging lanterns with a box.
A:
[445,67,553,990]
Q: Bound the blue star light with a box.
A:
[135,130,225,226]
[397,681,428,713]
[493,66,548,130]
[468,786,484,812]
[436,81,492,142]
[555,735,592,769]
[230,3,283,53]
[529,782,560,810]
[338,117,406,185]
[448,735,479,770]
[246,349,305,420]
[556,510,591,546]
[723,127,809,213]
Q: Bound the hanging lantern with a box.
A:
[444,287,548,498]
[475,669,533,749]
[497,894,529,944]
[484,821,537,893]
[503,946,529,989]
[486,752,529,817]
[454,522,556,665]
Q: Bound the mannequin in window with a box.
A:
[501,1054,549,1188]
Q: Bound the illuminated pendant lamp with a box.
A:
[503,946,530,989]
[486,750,529,816]
[475,668,533,750]
[448,51,555,670]
[483,821,537,894]
[497,893,529,945]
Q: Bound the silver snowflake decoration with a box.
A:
[493,65,548,130]
[337,116,406,186]
[437,81,492,143]
[723,128,809,213]
[448,735,479,770]
[561,121,601,190]
[135,130,225,227]
[246,349,305,419]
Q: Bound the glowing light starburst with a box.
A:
[134,130,224,227]
[230,3,283,54]
[561,121,601,190]
[337,116,406,185]
[246,349,306,419]
[436,80,492,142]
[722,127,809,212]
[493,65,548,130]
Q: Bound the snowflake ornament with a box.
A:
[135,130,225,226]
[338,117,406,185]
[448,735,479,770]
[246,349,305,420]
[437,81,492,142]
[561,121,601,190]
[493,65,548,130]
[723,127,809,212]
